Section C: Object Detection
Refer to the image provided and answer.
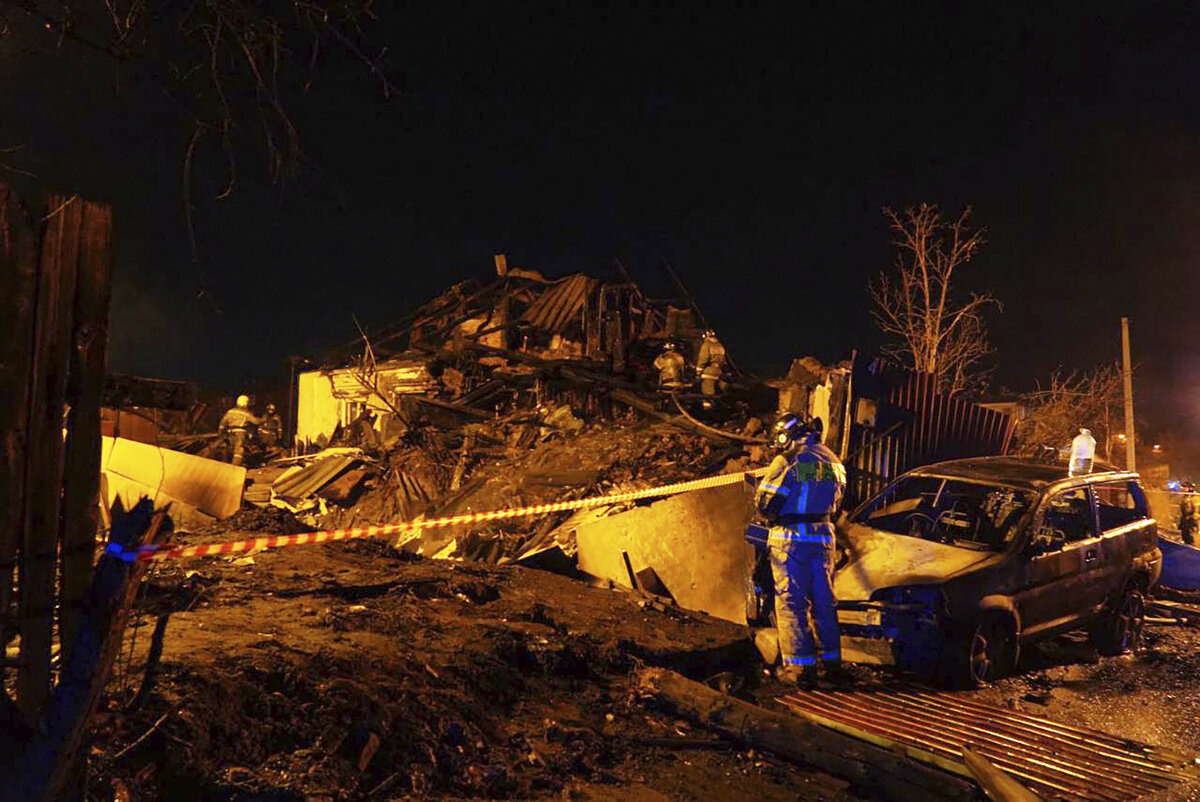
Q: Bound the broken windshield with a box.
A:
[854,475,1035,550]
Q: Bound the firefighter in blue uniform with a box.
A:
[755,412,847,685]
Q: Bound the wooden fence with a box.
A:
[0,185,114,794]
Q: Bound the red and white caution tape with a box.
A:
[126,466,768,562]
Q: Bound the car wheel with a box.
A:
[944,616,1013,689]
[1091,588,1145,657]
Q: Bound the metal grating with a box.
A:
[777,688,1195,801]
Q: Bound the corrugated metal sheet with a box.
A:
[847,371,1016,507]
[521,274,595,333]
[273,455,358,501]
[777,688,1193,800]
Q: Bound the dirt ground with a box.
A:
[88,531,854,801]
[87,521,1200,801]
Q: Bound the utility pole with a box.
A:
[1121,317,1136,472]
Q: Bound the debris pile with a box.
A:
[170,263,814,581]
[143,263,882,638]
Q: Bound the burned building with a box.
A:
[293,256,724,450]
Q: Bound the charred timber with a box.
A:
[633,667,976,802]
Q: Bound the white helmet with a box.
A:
[236,394,250,408]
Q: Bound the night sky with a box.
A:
[4,5,1200,444]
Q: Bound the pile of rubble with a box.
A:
[204,260,803,565]
[126,261,865,636]
[237,411,762,568]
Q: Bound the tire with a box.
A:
[943,616,1014,689]
[1091,588,1145,657]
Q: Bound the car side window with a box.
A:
[1042,487,1098,543]
[1093,480,1149,531]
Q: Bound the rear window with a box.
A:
[1093,480,1149,531]
[855,475,1035,550]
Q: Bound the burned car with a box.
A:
[833,457,1161,686]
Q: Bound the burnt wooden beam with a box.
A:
[608,389,729,443]
[412,394,492,420]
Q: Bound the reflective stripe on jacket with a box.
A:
[697,339,726,379]
[755,441,846,535]
[654,352,686,383]
[220,407,259,433]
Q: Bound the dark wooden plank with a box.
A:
[18,194,83,720]
[59,200,113,669]
[0,184,39,691]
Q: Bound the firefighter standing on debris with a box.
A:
[654,342,687,389]
[755,413,846,686]
[258,403,283,450]
[695,329,727,396]
[219,395,260,466]
[1180,493,1199,546]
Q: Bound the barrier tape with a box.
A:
[120,465,770,562]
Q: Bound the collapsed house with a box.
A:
[294,255,719,449]
[195,258,1019,628]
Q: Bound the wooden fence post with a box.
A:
[18,194,84,719]
[0,185,39,678]
[0,183,116,802]
[59,201,113,670]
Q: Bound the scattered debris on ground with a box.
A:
[90,541,857,801]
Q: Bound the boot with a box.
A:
[777,663,818,689]
[797,664,819,689]
[821,659,850,686]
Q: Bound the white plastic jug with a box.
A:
[1069,428,1096,476]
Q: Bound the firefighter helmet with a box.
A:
[236,394,250,408]
[772,412,821,450]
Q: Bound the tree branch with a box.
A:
[871,203,997,393]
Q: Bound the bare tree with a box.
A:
[870,204,1000,395]
[1013,365,1125,458]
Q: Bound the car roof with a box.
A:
[909,456,1131,491]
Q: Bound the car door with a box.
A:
[1092,479,1154,610]
[1015,485,1105,636]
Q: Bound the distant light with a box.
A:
[1153,444,1162,451]
[1169,480,1182,491]
[1116,433,1127,441]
